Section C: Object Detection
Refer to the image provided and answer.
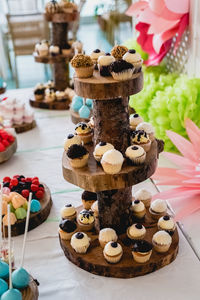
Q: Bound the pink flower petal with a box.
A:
[148,17,179,35]
[163,152,196,168]
[164,0,189,14]
[125,1,148,17]
[174,197,200,221]
[149,0,165,15]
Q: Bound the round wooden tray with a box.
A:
[13,121,36,134]
[0,82,6,94]
[74,71,143,100]
[0,139,17,164]
[62,139,160,192]
[3,184,52,237]
[5,276,39,300]
[33,52,73,64]
[45,12,79,23]
[59,205,179,278]
[29,98,70,110]
[70,108,90,124]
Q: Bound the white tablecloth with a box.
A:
[0,89,200,300]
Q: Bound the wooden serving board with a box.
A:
[0,139,17,164]
[59,205,179,278]
[21,277,39,300]
[74,71,143,100]
[29,98,70,110]
[3,184,52,237]
[33,52,73,64]
[62,139,159,192]
[13,120,36,134]
[70,108,90,124]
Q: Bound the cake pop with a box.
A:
[0,278,8,296]
[0,260,9,279]
[79,105,90,118]
[1,288,22,300]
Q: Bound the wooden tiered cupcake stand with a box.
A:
[30,12,78,110]
[60,71,179,278]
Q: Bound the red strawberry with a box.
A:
[10,178,18,186]
[21,178,26,183]
[31,184,39,192]
[35,190,44,199]
[13,175,20,178]
[38,187,44,192]
[2,139,9,147]
[3,177,11,183]
[25,177,32,183]
[21,189,30,198]
[32,179,39,185]
[32,177,39,182]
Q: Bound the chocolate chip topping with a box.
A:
[111,242,118,248]
[135,223,143,229]
[132,240,153,253]
[133,113,139,118]
[75,122,88,130]
[75,232,84,239]
[131,130,148,142]
[59,219,77,233]
[99,141,107,146]
[106,53,111,56]
[132,146,138,150]
[65,204,72,207]
[109,60,133,73]
[80,210,94,219]
[128,49,136,54]
[82,191,97,201]
[163,215,170,221]
[134,200,140,204]
[67,134,74,139]
[94,49,100,53]
[67,144,88,159]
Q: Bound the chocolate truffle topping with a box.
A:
[132,240,153,253]
[99,141,107,146]
[67,134,74,139]
[110,60,133,73]
[65,204,72,207]
[134,200,140,204]
[82,191,97,201]
[94,49,100,53]
[111,242,118,248]
[106,53,111,56]
[75,232,84,239]
[128,49,136,54]
[135,223,143,229]
[59,219,77,233]
[163,215,170,221]
[132,146,139,150]
[131,130,148,142]
[133,114,139,118]
[67,144,88,159]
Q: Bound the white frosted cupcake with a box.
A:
[131,130,151,152]
[123,49,143,72]
[49,45,60,56]
[99,228,118,248]
[91,49,105,69]
[63,133,82,151]
[152,230,172,253]
[129,113,143,130]
[36,42,49,57]
[136,122,155,141]
[131,200,146,219]
[93,141,114,162]
[60,204,76,221]
[158,215,176,236]
[127,223,146,240]
[103,241,123,263]
[125,145,146,165]
[134,188,152,208]
[101,149,124,174]
[149,199,167,221]
[71,232,90,254]
[77,209,94,231]
[98,53,115,76]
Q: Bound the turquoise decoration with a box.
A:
[0,260,9,279]
[79,105,90,118]
[0,78,3,88]
[0,279,8,296]
[1,288,22,300]
[30,199,41,213]
[12,268,30,289]
[71,96,83,112]
[85,98,93,108]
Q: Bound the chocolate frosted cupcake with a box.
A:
[59,219,77,240]
[71,54,94,78]
[98,53,115,76]
[123,49,143,73]
[132,240,153,263]
[67,144,89,168]
[34,83,45,101]
[90,49,105,69]
[111,45,128,60]
[82,191,97,210]
[62,43,73,56]
[110,60,134,81]
[131,130,151,152]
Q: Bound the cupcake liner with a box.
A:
[111,69,134,81]
[59,228,76,241]
[62,49,73,56]
[68,153,89,168]
[35,94,43,101]
[62,212,77,221]
[149,208,167,221]
[72,244,90,254]
[75,66,94,78]
[78,132,93,144]
[152,241,171,253]
[103,252,123,264]
[77,218,94,231]
[139,140,152,152]
[132,209,146,219]
[132,250,152,263]
[127,152,146,166]
[101,161,123,174]
[38,50,48,57]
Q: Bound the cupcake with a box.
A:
[71,54,94,78]
[70,232,90,254]
[127,223,146,240]
[62,43,73,56]
[77,209,94,231]
[59,0,77,13]
[93,141,114,162]
[45,89,56,102]
[45,0,60,15]
[81,191,97,210]
[63,133,82,151]
[60,204,76,221]
[152,230,172,253]
[110,60,134,81]
[129,113,144,130]
[123,49,143,72]
[131,200,146,219]
[90,49,105,69]
[91,200,98,217]
[98,53,115,76]
[67,144,89,168]
[72,41,83,54]
[111,45,128,60]
[55,91,67,101]
[34,83,45,101]
[158,215,176,236]
[149,199,167,221]
[125,145,146,165]
[136,122,155,141]
[131,130,151,152]
[75,122,93,144]
[101,149,124,174]
[59,219,77,240]
[36,41,49,57]
[45,80,55,90]
[134,188,152,208]
[49,45,60,56]
[99,228,118,248]
[103,241,123,263]
[132,240,153,263]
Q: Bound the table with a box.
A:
[0,89,200,300]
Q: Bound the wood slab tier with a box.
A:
[33,52,73,64]
[45,12,79,23]
[70,108,90,124]
[0,139,17,164]
[59,206,179,278]
[63,139,161,192]
[3,184,52,237]
[13,120,36,134]
[74,71,143,100]
[0,82,6,94]
[30,98,70,110]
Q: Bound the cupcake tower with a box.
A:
[60,67,179,278]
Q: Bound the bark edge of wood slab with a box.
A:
[13,120,36,134]
[70,108,91,124]
[0,139,17,164]
[29,99,70,110]
[33,52,73,64]
[62,140,159,192]
[74,71,143,100]
[3,184,52,237]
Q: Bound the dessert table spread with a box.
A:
[0,88,200,300]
